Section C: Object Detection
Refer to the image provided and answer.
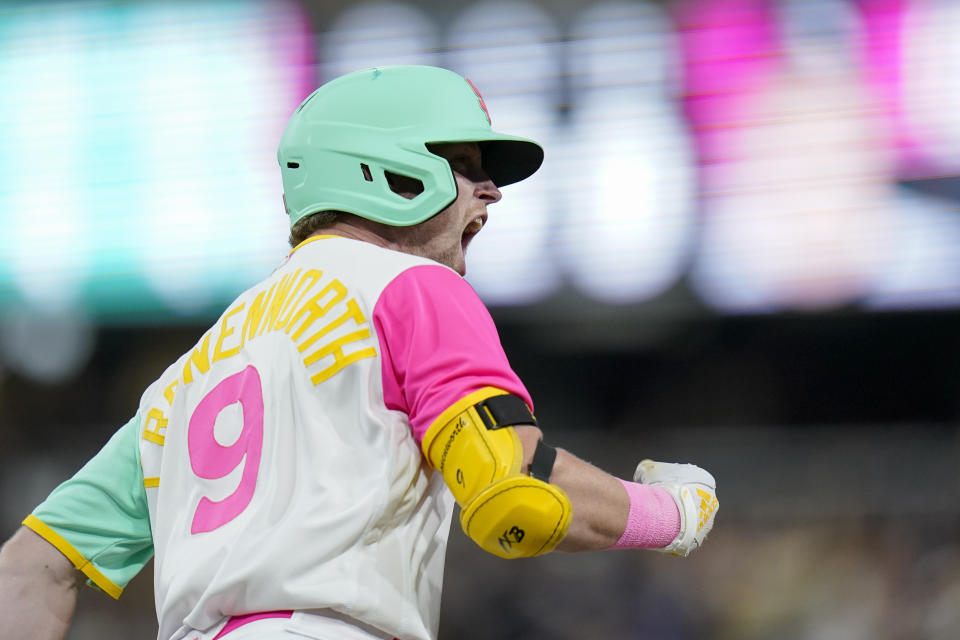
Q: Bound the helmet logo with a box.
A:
[466,78,491,125]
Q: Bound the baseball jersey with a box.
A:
[25,235,533,640]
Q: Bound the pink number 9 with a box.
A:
[188,365,264,534]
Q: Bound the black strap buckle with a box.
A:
[475,394,537,430]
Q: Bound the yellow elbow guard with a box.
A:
[422,390,572,559]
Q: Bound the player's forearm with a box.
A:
[548,448,630,552]
[512,426,629,552]
[0,527,78,640]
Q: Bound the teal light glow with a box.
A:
[0,0,312,321]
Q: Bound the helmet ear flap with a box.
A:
[360,162,425,196]
[280,132,457,227]
[383,169,425,199]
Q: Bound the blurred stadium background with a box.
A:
[1,0,958,637]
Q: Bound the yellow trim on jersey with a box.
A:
[420,386,513,460]
[290,234,342,255]
[21,515,123,600]
[143,477,159,488]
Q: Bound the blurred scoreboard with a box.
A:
[0,0,958,323]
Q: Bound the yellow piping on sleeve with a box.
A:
[21,515,123,600]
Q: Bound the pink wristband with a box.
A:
[610,479,681,550]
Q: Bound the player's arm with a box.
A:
[0,526,79,640]
[17,416,155,604]
[0,417,154,638]
[513,427,716,554]
[511,425,630,552]
[422,391,718,558]
[376,266,718,558]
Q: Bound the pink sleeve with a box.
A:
[373,264,533,445]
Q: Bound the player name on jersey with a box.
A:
[142,266,377,447]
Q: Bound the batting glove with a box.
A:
[635,459,719,557]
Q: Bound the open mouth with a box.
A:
[461,214,486,250]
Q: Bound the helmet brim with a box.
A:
[426,131,544,187]
[479,138,544,187]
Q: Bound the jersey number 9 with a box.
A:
[187,365,265,534]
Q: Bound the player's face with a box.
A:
[394,142,501,276]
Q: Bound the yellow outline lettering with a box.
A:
[297,298,366,353]
[182,333,212,384]
[304,329,377,385]
[242,283,275,346]
[263,272,297,332]
[142,408,168,446]
[287,279,347,340]
[163,379,178,405]
[213,303,246,363]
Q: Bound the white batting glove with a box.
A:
[635,459,718,557]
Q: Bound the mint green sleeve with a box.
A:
[23,414,154,599]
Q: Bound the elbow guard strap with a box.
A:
[422,389,572,559]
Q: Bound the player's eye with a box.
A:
[453,154,483,172]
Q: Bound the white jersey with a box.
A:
[137,237,459,640]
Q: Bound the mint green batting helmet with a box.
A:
[278,65,544,227]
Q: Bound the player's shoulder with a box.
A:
[377,262,486,326]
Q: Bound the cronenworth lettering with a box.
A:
[142,268,376,447]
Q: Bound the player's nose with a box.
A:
[474,174,501,204]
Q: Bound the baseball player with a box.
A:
[0,65,719,640]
